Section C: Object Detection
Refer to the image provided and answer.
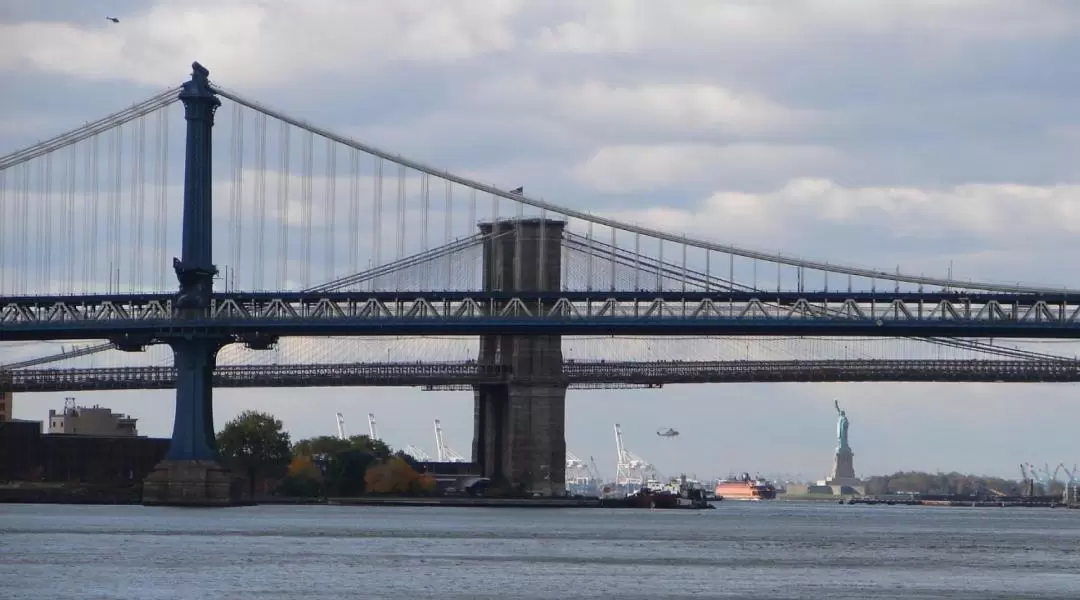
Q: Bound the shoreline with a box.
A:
[327,496,602,508]
[1,486,1075,510]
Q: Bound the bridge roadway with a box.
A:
[2,359,1078,393]
[5,290,1080,341]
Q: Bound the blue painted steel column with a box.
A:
[165,62,228,461]
[175,61,219,293]
[166,339,222,460]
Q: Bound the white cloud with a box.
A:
[601,178,1080,288]
[575,143,841,193]
[530,0,1080,56]
[474,76,822,140]
[0,0,523,88]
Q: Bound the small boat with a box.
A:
[600,477,715,509]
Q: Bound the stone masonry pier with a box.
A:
[472,218,567,496]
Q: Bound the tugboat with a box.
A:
[600,476,715,509]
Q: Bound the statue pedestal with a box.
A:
[830,446,856,481]
[825,446,862,495]
[142,460,246,507]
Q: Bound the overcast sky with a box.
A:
[3,0,1080,482]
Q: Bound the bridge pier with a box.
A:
[142,340,237,506]
[472,218,567,496]
[142,62,243,507]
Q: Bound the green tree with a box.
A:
[280,455,324,498]
[864,470,1029,497]
[292,434,392,460]
[345,434,392,460]
[292,435,351,457]
[217,410,293,496]
[289,434,397,497]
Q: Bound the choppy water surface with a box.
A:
[2,502,1078,599]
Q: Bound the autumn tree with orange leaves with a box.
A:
[364,456,436,495]
[286,455,322,482]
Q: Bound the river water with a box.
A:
[1,502,1078,599]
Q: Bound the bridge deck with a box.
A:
[4,291,1080,341]
[3,359,1077,392]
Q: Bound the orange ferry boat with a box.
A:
[714,473,777,500]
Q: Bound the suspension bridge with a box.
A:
[3,62,1079,504]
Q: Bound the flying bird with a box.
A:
[106,17,119,23]
[656,427,680,438]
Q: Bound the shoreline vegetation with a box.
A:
[5,411,1070,507]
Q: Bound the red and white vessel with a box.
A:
[714,473,777,501]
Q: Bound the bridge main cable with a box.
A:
[0,87,181,169]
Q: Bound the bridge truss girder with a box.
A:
[3,358,1079,393]
[3,291,1080,341]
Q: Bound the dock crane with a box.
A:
[367,413,379,440]
[335,412,347,440]
[404,444,433,461]
[588,455,604,484]
[434,419,466,462]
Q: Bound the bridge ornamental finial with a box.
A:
[179,61,218,104]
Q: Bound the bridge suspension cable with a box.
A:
[0,88,180,170]
[6,76,1080,371]
[212,85,1075,295]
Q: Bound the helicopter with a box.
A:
[656,427,680,438]
[106,17,120,23]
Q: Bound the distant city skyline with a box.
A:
[4,1,1080,479]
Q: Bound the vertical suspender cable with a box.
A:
[253,112,267,289]
[111,124,123,292]
[156,108,169,291]
[324,138,337,283]
[42,152,53,293]
[277,121,291,289]
[538,207,547,291]
[468,188,476,289]
[300,129,314,289]
[514,191,523,291]
[0,169,7,293]
[87,134,99,293]
[609,226,616,292]
[371,157,383,290]
[229,103,244,291]
[134,115,147,291]
[444,180,452,289]
[395,164,405,291]
[348,148,359,280]
[632,232,640,292]
[656,239,664,292]
[65,142,77,292]
[420,173,429,289]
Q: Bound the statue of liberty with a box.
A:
[834,399,849,450]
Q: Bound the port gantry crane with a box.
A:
[361,411,433,461]
[434,419,467,462]
[566,451,607,495]
[335,412,347,440]
[367,413,379,440]
[614,423,654,494]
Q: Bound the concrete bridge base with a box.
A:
[142,459,244,507]
[472,217,568,496]
[473,382,566,496]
